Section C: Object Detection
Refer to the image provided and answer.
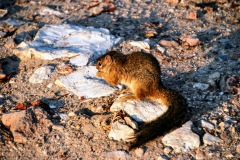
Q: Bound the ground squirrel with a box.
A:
[96,51,188,149]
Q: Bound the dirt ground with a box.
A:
[0,0,239,159]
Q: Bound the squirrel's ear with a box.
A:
[104,55,112,64]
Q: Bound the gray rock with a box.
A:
[29,65,54,83]
[209,72,221,81]
[193,83,209,90]
[0,31,6,38]
[108,120,135,142]
[201,120,215,130]
[110,97,168,123]
[4,18,25,27]
[55,66,116,98]
[14,24,121,66]
[203,133,221,145]
[162,121,200,153]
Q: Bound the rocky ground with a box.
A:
[0,0,239,159]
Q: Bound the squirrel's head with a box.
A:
[96,54,112,72]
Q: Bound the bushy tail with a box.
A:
[129,87,189,150]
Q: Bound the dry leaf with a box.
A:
[104,7,116,12]
[145,32,155,38]
[80,96,85,101]
[17,103,27,110]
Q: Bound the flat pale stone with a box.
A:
[39,6,64,17]
[55,66,116,98]
[129,41,150,50]
[100,150,131,159]
[203,133,221,145]
[162,121,200,153]
[201,120,214,130]
[14,24,121,66]
[29,65,54,83]
[111,98,168,123]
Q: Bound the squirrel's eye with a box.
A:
[98,62,102,66]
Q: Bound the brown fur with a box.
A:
[96,51,188,149]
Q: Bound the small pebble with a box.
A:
[134,147,145,157]
[163,147,173,154]
[195,150,206,160]
[52,124,64,130]
[68,111,76,117]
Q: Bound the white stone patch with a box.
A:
[14,24,121,66]
[129,40,150,51]
[39,7,64,17]
[29,65,55,83]
[162,121,200,153]
[111,98,168,123]
[69,55,90,66]
[55,66,116,98]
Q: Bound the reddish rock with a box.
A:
[217,0,227,3]
[159,40,179,48]
[204,7,213,14]
[187,10,197,20]
[1,107,53,143]
[180,36,200,47]
[167,0,179,4]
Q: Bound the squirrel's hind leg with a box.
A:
[119,88,147,102]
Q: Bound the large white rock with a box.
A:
[110,98,168,123]
[162,121,200,153]
[55,66,116,98]
[14,24,121,66]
